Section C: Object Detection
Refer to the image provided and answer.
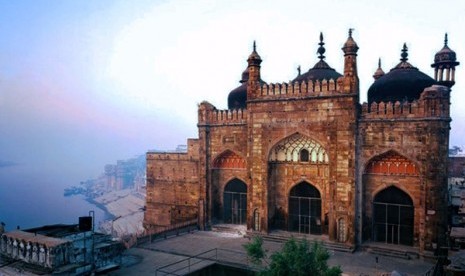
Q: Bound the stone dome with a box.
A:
[367,44,436,103]
[293,60,342,83]
[227,72,247,109]
[227,67,265,109]
[293,32,342,83]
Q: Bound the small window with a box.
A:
[300,149,309,162]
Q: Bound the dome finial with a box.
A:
[444,33,448,46]
[349,28,354,38]
[317,32,326,60]
[297,65,301,76]
[373,57,385,80]
[400,43,408,62]
[253,40,256,52]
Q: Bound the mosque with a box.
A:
[143,30,459,255]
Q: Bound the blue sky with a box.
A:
[0,0,464,179]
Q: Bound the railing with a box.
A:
[154,248,253,276]
[136,219,199,247]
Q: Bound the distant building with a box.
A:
[104,155,146,191]
[0,218,123,275]
[144,31,459,256]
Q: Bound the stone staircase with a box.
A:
[210,224,423,259]
[211,224,247,236]
[362,243,420,260]
[245,230,355,253]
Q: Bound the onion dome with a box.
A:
[228,42,266,109]
[431,33,460,87]
[373,58,385,80]
[227,68,248,109]
[367,43,436,103]
[293,32,342,83]
[227,67,266,109]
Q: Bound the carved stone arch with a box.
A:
[223,178,247,224]
[372,185,414,245]
[287,180,322,198]
[364,150,419,176]
[213,150,246,169]
[371,184,415,206]
[268,132,329,163]
[221,176,248,195]
[288,181,322,234]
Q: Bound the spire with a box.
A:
[444,33,448,46]
[317,32,326,60]
[342,28,359,56]
[247,40,262,66]
[400,43,408,62]
[247,40,262,88]
[373,58,385,80]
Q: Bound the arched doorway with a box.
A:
[373,186,414,245]
[288,182,322,234]
[223,179,247,224]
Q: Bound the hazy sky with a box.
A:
[1,0,464,179]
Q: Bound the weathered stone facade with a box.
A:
[144,31,458,255]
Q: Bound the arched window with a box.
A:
[300,149,309,162]
[269,133,328,163]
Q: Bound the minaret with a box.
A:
[373,58,385,80]
[341,28,359,93]
[431,33,460,88]
[247,41,262,100]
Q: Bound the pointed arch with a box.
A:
[213,150,246,169]
[365,150,419,176]
[288,181,322,234]
[373,186,414,245]
[269,133,328,163]
[223,178,247,224]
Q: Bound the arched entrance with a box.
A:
[373,186,414,245]
[223,179,247,224]
[288,182,321,234]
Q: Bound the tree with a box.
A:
[243,236,266,265]
[244,236,342,276]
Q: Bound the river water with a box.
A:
[0,165,106,232]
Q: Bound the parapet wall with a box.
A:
[198,106,247,125]
[257,78,342,98]
[147,152,196,162]
[361,85,450,120]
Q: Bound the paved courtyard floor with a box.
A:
[108,230,435,276]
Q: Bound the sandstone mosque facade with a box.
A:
[143,30,459,255]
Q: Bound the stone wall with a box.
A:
[144,140,200,232]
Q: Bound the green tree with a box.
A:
[244,236,342,276]
[243,236,266,265]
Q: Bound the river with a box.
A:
[0,164,107,232]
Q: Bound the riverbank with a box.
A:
[85,196,115,222]
[90,189,146,238]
